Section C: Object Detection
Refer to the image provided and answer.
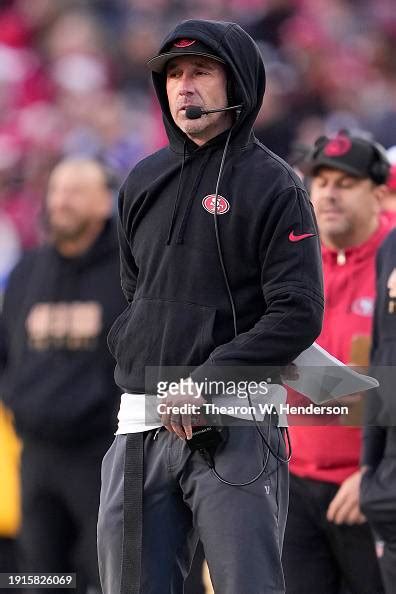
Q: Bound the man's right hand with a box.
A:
[326,469,367,525]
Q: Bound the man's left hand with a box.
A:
[326,469,366,525]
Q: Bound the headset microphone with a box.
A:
[185,104,243,120]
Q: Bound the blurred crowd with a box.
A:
[1,0,396,291]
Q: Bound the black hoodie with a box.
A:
[0,219,125,445]
[108,20,324,393]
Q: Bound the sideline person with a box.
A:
[98,20,323,594]
[283,132,391,594]
[360,227,396,594]
[0,158,125,593]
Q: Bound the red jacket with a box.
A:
[289,213,396,484]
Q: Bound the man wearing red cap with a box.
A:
[283,131,391,594]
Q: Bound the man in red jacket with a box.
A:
[283,132,392,594]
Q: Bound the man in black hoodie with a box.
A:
[0,158,125,593]
[98,20,324,594]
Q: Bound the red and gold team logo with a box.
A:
[174,39,196,48]
[324,135,352,157]
[202,194,230,215]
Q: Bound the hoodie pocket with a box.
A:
[110,297,217,377]
[107,301,136,355]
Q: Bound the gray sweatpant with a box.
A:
[97,421,289,594]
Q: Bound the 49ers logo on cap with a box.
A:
[324,135,352,157]
[174,39,196,48]
[202,194,230,215]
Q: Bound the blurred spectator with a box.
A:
[118,17,163,94]
[283,131,391,594]
[245,0,296,48]
[0,158,125,592]
[254,57,300,159]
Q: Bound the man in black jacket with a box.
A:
[98,20,324,594]
[0,158,125,593]
[361,229,396,594]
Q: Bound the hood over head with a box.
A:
[149,20,266,151]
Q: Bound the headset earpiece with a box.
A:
[370,141,390,185]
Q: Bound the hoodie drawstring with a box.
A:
[176,149,212,245]
[212,125,238,337]
[166,140,187,245]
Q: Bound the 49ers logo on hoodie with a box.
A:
[202,194,230,215]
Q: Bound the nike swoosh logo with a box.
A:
[289,231,315,242]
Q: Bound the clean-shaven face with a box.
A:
[166,55,232,145]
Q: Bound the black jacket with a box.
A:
[108,19,324,393]
[0,219,125,445]
[362,229,396,467]
[360,229,396,536]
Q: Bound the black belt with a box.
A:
[120,432,144,594]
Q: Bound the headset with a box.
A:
[369,141,390,185]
